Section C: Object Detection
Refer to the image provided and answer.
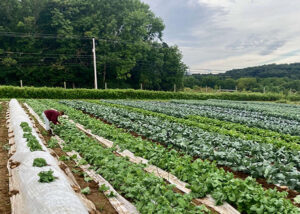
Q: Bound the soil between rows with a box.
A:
[0,102,11,214]
[23,104,117,214]
[81,110,300,205]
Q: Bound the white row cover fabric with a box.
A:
[9,99,89,214]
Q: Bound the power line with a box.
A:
[0,51,93,57]
[0,31,159,45]
[0,31,91,40]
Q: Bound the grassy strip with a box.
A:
[27,99,300,214]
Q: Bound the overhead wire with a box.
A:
[0,51,93,57]
[0,32,232,72]
[0,31,159,45]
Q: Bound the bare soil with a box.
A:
[0,102,11,214]
[23,103,117,214]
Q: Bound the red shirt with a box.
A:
[44,110,60,124]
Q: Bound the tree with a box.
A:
[0,0,186,89]
[237,78,258,91]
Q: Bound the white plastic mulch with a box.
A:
[8,99,89,214]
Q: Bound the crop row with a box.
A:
[25,100,209,214]
[172,99,300,122]
[8,99,90,213]
[103,99,300,136]
[26,99,300,213]
[61,100,300,191]
[101,100,300,150]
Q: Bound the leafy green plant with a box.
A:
[27,99,300,213]
[48,137,59,148]
[106,191,116,198]
[99,184,110,193]
[61,100,300,191]
[33,158,47,167]
[41,130,48,136]
[59,155,70,161]
[101,99,300,150]
[20,122,32,132]
[21,122,43,152]
[71,168,81,174]
[294,195,300,204]
[83,173,93,182]
[38,170,56,183]
[2,143,10,151]
[81,187,91,195]
[77,159,88,166]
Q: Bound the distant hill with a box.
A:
[218,63,300,79]
[184,63,300,92]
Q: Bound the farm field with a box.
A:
[0,98,299,213]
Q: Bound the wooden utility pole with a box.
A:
[103,63,106,88]
[92,38,98,89]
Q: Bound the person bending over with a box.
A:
[42,109,64,134]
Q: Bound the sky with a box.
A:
[141,0,300,74]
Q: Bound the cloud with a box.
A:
[142,0,300,73]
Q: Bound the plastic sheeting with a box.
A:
[8,99,89,214]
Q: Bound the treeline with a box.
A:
[224,63,300,79]
[185,63,300,93]
[0,0,186,90]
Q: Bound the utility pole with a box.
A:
[92,38,98,89]
[64,81,66,89]
[20,80,23,88]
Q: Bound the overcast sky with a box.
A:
[142,0,300,74]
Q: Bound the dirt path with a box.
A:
[0,102,11,214]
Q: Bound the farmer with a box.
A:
[42,109,64,134]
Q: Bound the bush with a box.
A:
[0,85,294,101]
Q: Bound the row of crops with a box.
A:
[6,100,92,213]
[25,99,300,213]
